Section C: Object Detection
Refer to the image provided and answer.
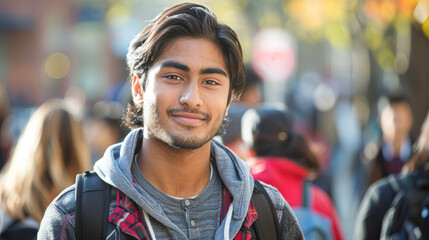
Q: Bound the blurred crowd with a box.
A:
[0,63,428,240]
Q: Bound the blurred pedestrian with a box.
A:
[221,64,262,159]
[241,104,345,240]
[369,94,414,184]
[0,99,91,239]
[84,101,129,164]
[355,108,429,240]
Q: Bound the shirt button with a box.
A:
[190,220,196,227]
[185,200,190,206]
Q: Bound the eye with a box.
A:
[203,80,220,85]
[164,74,183,81]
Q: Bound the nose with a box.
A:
[179,81,203,108]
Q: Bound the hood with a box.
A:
[251,157,309,180]
[94,128,254,239]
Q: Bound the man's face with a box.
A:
[391,102,413,137]
[380,102,413,140]
[139,37,232,149]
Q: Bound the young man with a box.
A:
[369,94,414,185]
[38,3,303,239]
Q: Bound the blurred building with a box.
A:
[0,0,128,107]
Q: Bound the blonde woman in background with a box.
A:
[0,99,91,239]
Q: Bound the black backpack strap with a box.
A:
[252,179,280,240]
[75,171,111,240]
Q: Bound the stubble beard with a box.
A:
[144,102,224,150]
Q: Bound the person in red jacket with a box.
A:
[241,104,345,240]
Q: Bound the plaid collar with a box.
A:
[108,186,258,240]
[108,189,151,240]
[221,186,258,240]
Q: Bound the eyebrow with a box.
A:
[161,60,228,77]
[161,61,189,72]
[200,68,228,77]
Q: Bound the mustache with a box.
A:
[167,107,211,121]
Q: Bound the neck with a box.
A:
[137,135,212,198]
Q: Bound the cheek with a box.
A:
[144,83,167,104]
[144,88,177,119]
[209,99,229,117]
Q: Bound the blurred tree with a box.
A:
[280,0,429,136]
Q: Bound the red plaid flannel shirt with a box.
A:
[108,187,258,240]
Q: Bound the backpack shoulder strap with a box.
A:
[302,179,312,208]
[252,179,280,240]
[75,171,111,240]
[386,174,403,194]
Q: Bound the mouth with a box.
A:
[169,110,209,126]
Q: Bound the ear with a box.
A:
[224,90,235,117]
[132,75,144,105]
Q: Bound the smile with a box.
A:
[171,112,206,125]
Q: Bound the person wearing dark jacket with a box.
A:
[369,94,414,185]
[355,109,429,240]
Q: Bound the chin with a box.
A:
[169,139,209,150]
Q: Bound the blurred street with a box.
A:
[1,0,429,239]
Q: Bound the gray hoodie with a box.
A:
[38,129,303,239]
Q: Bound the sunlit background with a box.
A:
[1,0,429,238]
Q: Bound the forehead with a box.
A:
[153,37,228,73]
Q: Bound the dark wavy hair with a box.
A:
[123,2,245,129]
[241,105,321,173]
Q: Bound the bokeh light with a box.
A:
[314,83,336,112]
[44,52,70,80]
[414,1,429,24]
